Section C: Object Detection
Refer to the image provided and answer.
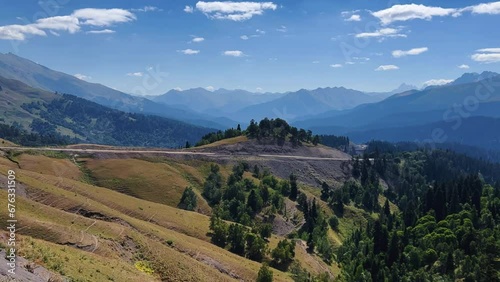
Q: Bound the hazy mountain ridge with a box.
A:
[296,74,500,150]
[0,52,235,129]
[152,87,286,114]
[152,84,413,123]
[0,75,214,147]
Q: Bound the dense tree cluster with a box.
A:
[366,140,500,164]
[296,194,336,264]
[271,239,296,269]
[203,163,300,265]
[203,163,301,227]
[194,118,324,148]
[20,94,211,148]
[336,148,500,281]
[247,118,320,146]
[318,135,350,151]
[195,125,242,146]
[321,154,384,216]
[0,122,73,146]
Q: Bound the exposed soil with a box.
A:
[196,138,351,159]
[84,139,353,188]
[0,249,65,282]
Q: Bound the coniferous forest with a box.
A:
[335,146,500,282]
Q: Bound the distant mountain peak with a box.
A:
[452,71,499,86]
[390,83,417,94]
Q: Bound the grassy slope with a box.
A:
[17,153,82,180]
[83,157,214,215]
[0,77,85,139]
[0,154,297,281]
[0,148,362,281]
[193,135,249,149]
[0,138,18,146]
[80,156,336,277]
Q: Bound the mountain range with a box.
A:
[294,72,500,150]
[0,75,213,147]
[0,52,234,129]
[0,52,499,151]
[151,85,411,123]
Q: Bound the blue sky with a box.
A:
[0,0,499,95]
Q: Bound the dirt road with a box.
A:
[0,146,351,161]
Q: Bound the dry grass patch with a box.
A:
[193,136,248,149]
[13,235,157,282]
[0,138,18,146]
[17,154,82,180]
[84,158,191,208]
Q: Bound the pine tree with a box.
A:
[352,157,361,178]
[387,231,399,266]
[321,182,330,200]
[247,189,263,214]
[257,264,273,282]
[178,187,197,211]
[228,224,246,255]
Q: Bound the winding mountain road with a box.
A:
[0,146,351,161]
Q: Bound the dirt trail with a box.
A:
[0,146,350,161]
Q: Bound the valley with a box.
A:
[0,2,499,280]
[0,136,355,281]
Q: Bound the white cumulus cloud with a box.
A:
[0,8,137,41]
[458,64,470,69]
[355,28,406,39]
[195,1,277,21]
[131,6,162,12]
[179,49,200,55]
[471,54,500,63]
[205,86,215,91]
[372,2,500,25]
[192,37,205,42]
[223,50,245,57]
[375,65,399,71]
[0,25,46,40]
[35,16,80,33]
[330,64,343,68]
[345,14,361,22]
[72,8,136,26]
[276,25,287,32]
[392,47,429,58]
[127,72,143,77]
[471,48,500,63]
[184,6,194,13]
[86,29,115,34]
[464,2,500,15]
[353,57,370,61]
[372,4,459,25]
[477,48,500,53]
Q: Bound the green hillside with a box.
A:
[0,76,214,147]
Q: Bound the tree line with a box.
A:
[335,146,500,281]
[195,118,322,147]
